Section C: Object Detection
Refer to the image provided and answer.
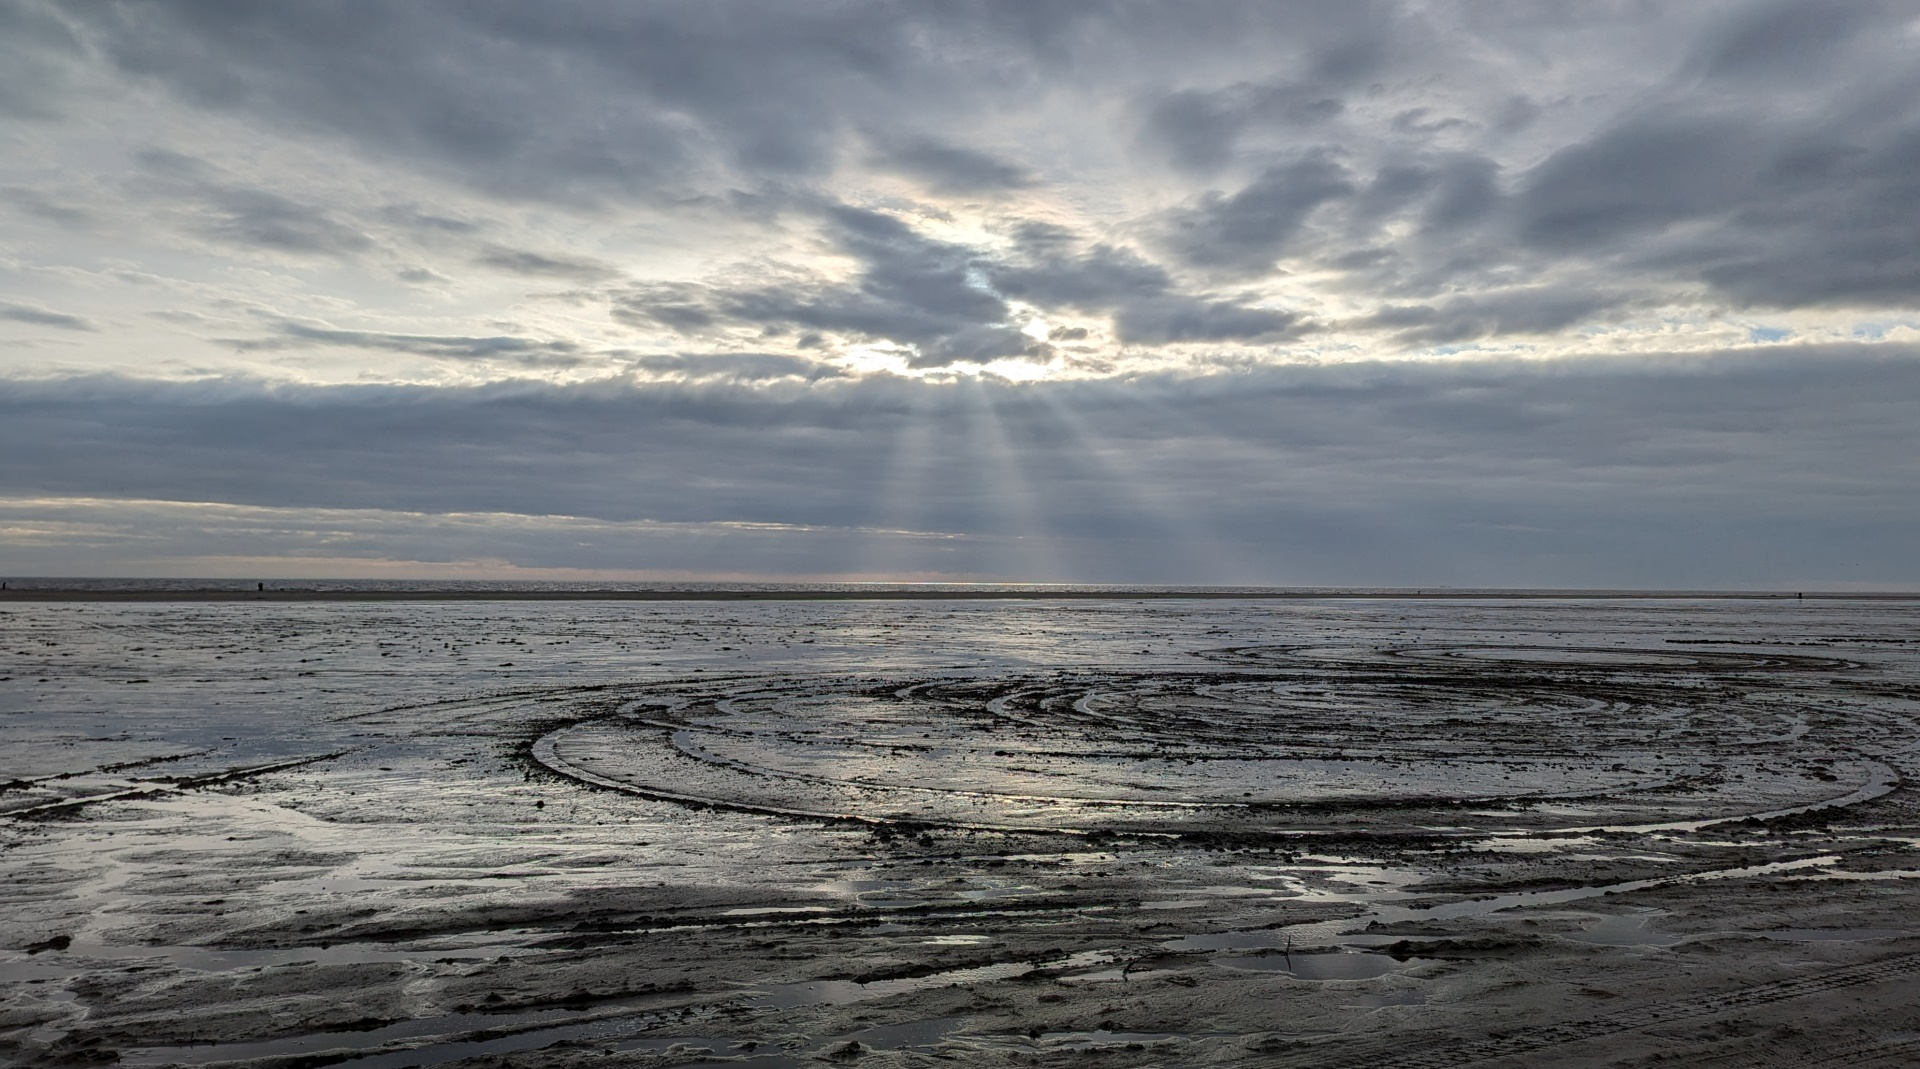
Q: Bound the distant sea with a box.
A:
[3,577,1380,595]
[0,578,1900,599]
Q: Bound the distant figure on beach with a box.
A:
[258,582,264,592]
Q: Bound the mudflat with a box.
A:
[4,597,1918,1067]
[5,586,1908,602]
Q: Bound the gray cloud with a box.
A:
[868,135,1035,194]
[226,320,585,365]
[1351,162,1439,224]
[626,352,845,383]
[377,204,482,235]
[1390,108,1472,138]
[1140,82,1345,174]
[1161,157,1355,274]
[1491,2,1920,311]
[1515,102,1920,309]
[5,346,1917,585]
[993,243,1172,310]
[224,321,840,379]
[824,205,1007,330]
[0,300,94,332]
[612,283,716,334]
[714,280,1024,363]
[0,185,94,229]
[199,186,374,256]
[1360,288,1624,345]
[0,0,83,119]
[907,326,1047,369]
[1344,154,1505,248]
[612,204,1031,364]
[1420,155,1502,231]
[28,2,1423,209]
[1114,297,1301,345]
[45,1,1072,206]
[1689,0,1891,86]
[76,3,701,203]
[614,212,1297,358]
[134,148,373,257]
[474,244,620,282]
[28,0,1916,322]
[1516,115,1759,254]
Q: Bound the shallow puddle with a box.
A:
[1568,911,1685,947]
[1215,950,1421,980]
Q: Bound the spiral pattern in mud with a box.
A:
[1202,643,1862,673]
[532,646,1892,840]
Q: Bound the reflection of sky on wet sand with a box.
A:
[542,647,1891,836]
[6,596,1920,1064]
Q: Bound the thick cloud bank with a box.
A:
[4,348,1915,586]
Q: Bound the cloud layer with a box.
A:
[2,1,1918,583]
[4,347,1916,585]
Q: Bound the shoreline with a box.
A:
[2,587,1915,603]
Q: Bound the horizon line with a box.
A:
[3,581,1915,604]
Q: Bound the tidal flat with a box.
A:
[4,596,1919,1067]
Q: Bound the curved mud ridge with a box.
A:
[1201,642,1865,672]
[528,646,1898,841]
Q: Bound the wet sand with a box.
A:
[3,597,1918,1066]
[5,587,1913,603]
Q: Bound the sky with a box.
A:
[2,1,1918,587]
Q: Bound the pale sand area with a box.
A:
[3,597,1918,1067]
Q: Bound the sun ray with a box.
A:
[961,375,1068,582]
[1028,381,1265,584]
[848,379,945,579]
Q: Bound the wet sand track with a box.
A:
[4,598,1920,1067]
